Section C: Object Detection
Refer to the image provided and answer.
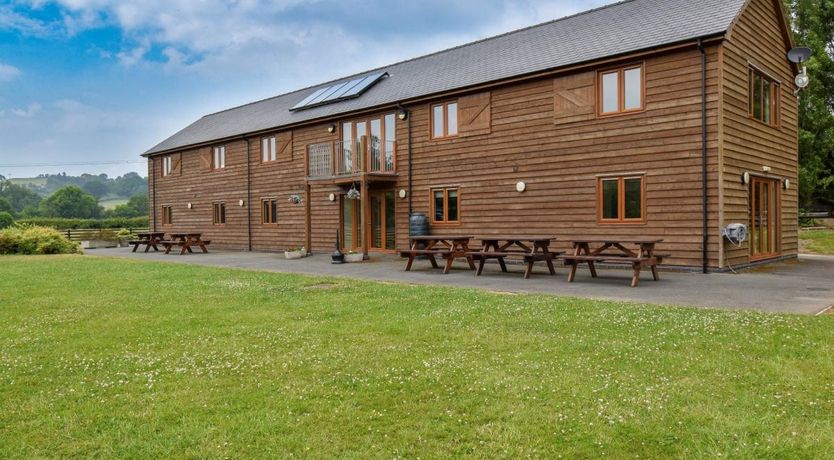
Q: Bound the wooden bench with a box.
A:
[401,236,474,274]
[468,250,564,278]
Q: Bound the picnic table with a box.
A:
[470,236,564,279]
[562,238,667,287]
[161,233,212,255]
[400,235,475,274]
[129,232,165,253]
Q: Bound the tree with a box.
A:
[0,181,42,214]
[110,194,148,218]
[39,186,102,218]
[0,212,12,229]
[82,180,108,200]
[0,197,11,214]
[783,0,834,209]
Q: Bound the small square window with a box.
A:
[162,156,173,177]
[431,101,458,139]
[161,205,173,225]
[212,146,226,170]
[212,202,226,225]
[431,187,460,224]
[261,199,278,224]
[598,175,645,224]
[598,64,644,116]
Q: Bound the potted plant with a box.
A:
[115,228,133,248]
[344,250,364,263]
[284,246,307,259]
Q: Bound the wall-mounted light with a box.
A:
[238,199,245,207]
[762,166,772,173]
[398,189,407,199]
[741,172,751,185]
[328,193,336,202]
[327,124,337,134]
[398,108,409,121]
[784,179,791,190]
[516,181,527,193]
[187,202,193,209]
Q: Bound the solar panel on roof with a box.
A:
[290,87,330,111]
[340,72,386,98]
[289,72,388,111]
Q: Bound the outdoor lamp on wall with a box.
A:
[516,181,527,193]
[329,193,336,202]
[187,202,193,209]
[238,199,245,207]
[741,172,751,185]
[784,179,791,190]
[327,124,337,134]
[398,108,409,121]
[398,189,407,199]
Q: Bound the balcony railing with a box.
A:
[307,136,396,180]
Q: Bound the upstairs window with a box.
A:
[162,156,173,177]
[161,205,173,225]
[598,64,644,115]
[212,146,226,170]
[261,198,278,224]
[431,101,458,139]
[749,68,780,127]
[431,187,459,224]
[598,175,645,224]
[262,136,277,162]
[212,202,226,225]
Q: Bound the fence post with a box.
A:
[66,229,71,240]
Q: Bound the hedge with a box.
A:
[0,226,82,255]
[16,216,149,230]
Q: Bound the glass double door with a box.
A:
[750,177,780,259]
[341,191,396,251]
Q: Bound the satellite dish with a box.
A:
[787,47,812,64]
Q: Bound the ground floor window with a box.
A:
[161,205,173,225]
[212,202,226,225]
[432,187,459,224]
[598,175,645,224]
[261,198,278,224]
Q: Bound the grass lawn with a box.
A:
[99,197,129,210]
[800,229,834,255]
[1,256,832,458]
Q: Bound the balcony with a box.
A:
[307,136,397,182]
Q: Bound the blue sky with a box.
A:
[0,0,612,179]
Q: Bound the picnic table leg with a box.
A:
[132,244,139,253]
[524,259,534,279]
[567,261,578,282]
[443,255,454,275]
[164,244,173,255]
[582,243,598,278]
[476,256,486,276]
[466,255,476,270]
[199,243,208,253]
[180,243,189,255]
[497,257,508,273]
[546,255,556,275]
[427,254,439,269]
[144,243,152,253]
[631,262,641,288]
[405,255,415,271]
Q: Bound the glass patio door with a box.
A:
[750,177,780,259]
[341,196,361,251]
[370,191,396,251]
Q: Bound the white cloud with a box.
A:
[4,103,43,117]
[0,62,22,82]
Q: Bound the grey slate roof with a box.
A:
[144,0,747,155]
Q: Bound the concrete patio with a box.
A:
[90,247,834,315]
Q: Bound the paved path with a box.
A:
[90,248,834,315]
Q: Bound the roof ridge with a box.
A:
[200,0,637,119]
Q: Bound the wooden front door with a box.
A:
[341,196,361,251]
[750,177,780,259]
[370,191,396,251]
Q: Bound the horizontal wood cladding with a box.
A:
[721,0,798,267]
[405,46,722,267]
[148,42,752,269]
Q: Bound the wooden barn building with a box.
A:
[144,0,799,271]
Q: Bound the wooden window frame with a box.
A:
[211,145,226,171]
[212,202,226,225]
[261,135,277,163]
[597,62,645,117]
[430,100,459,139]
[162,156,173,177]
[748,67,781,128]
[430,186,461,225]
[597,174,646,224]
[261,198,278,225]
[161,205,173,226]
